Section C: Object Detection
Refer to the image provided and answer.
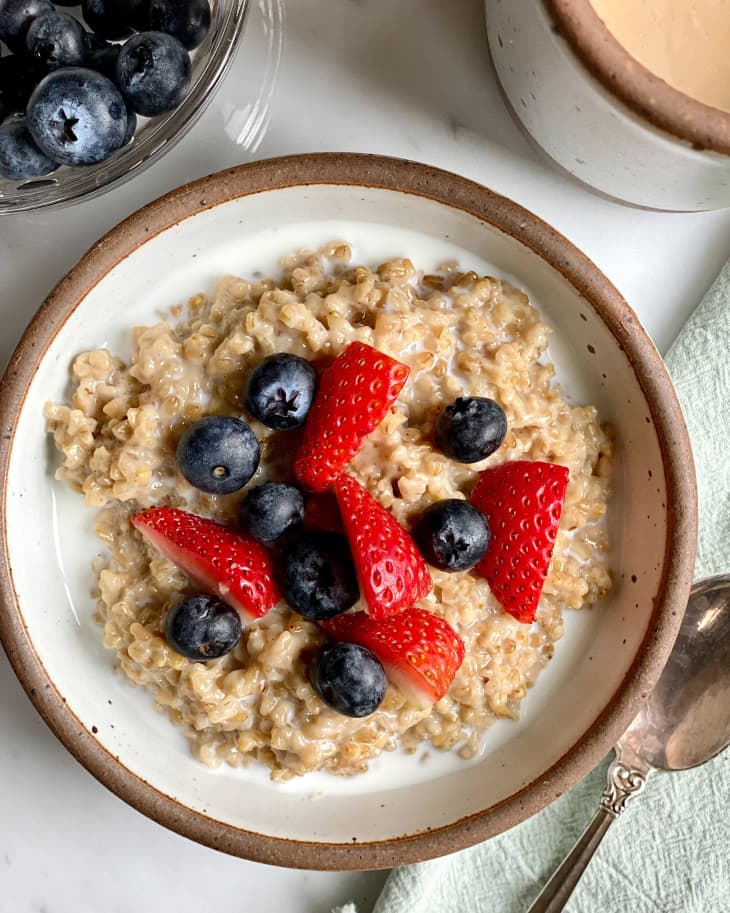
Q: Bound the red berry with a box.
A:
[335,474,432,619]
[293,341,409,492]
[132,506,280,624]
[471,460,569,623]
[303,492,345,535]
[324,608,465,706]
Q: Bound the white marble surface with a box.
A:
[1,1,729,912]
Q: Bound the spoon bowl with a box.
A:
[622,576,730,772]
[529,575,730,913]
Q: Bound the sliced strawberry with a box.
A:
[471,460,569,623]
[132,506,280,624]
[294,341,409,492]
[334,474,432,619]
[323,608,465,706]
[303,492,344,535]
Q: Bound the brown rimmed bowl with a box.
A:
[485,0,730,211]
[0,153,697,869]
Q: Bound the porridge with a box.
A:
[44,242,613,781]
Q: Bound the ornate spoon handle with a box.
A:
[525,755,650,913]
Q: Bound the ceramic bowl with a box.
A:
[0,153,696,868]
[485,0,730,211]
[0,0,249,214]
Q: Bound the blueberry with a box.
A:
[165,595,242,661]
[27,67,127,166]
[310,642,387,718]
[121,107,136,145]
[239,482,305,544]
[81,0,132,40]
[81,0,152,39]
[26,11,92,72]
[246,354,318,431]
[413,499,491,572]
[148,0,210,51]
[86,30,112,52]
[0,55,39,116]
[89,40,121,79]
[0,117,58,180]
[0,0,53,52]
[124,0,152,31]
[176,415,260,495]
[435,396,507,463]
[115,30,191,117]
[86,47,137,145]
[282,532,359,621]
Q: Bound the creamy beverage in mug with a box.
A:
[590,0,730,112]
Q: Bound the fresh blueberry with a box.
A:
[176,415,260,495]
[89,41,121,79]
[413,499,491,572]
[26,11,92,72]
[165,594,242,661]
[81,0,151,38]
[0,118,58,180]
[434,396,507,463]
[148,0,210,51]
[121,107,136,145]
[282,532,359,621]
[81,0,132,40]
[0,0,54,52]
[124,0,152,30]
[86,30,112,52]
[115,30,191,116]
[0,55,39,116]
[310,642,387,718]
[239,482,305,544]
[246,353,318,431]
[123,0,151,30]
[86,44,136,144]
[27,67,127,166]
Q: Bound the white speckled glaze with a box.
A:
[485,0,730,211]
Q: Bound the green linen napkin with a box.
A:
[366,258,730,913]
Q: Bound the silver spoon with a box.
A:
[528,575,730,913]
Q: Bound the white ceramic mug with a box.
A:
[485,0,730,211]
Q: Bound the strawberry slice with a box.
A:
[132,506,280,624]
[471,460,569,623]
[303,492,344,535]
[294,341,409,492]
[334,474,432,619]
[323,608,465,706]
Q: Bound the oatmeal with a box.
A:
[44,242,613,781]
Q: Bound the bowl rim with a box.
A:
[543,0,730,155]
[0,152,698,869]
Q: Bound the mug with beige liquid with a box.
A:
[592,0,730,114]
[485,0,730,210]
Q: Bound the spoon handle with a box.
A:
[525,755,651,913]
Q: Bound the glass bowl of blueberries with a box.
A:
[0,0,249,213]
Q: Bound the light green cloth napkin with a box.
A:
[370,258,730,913]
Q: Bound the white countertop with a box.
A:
[2,2,729,911]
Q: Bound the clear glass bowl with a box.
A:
[0,0,250,214]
